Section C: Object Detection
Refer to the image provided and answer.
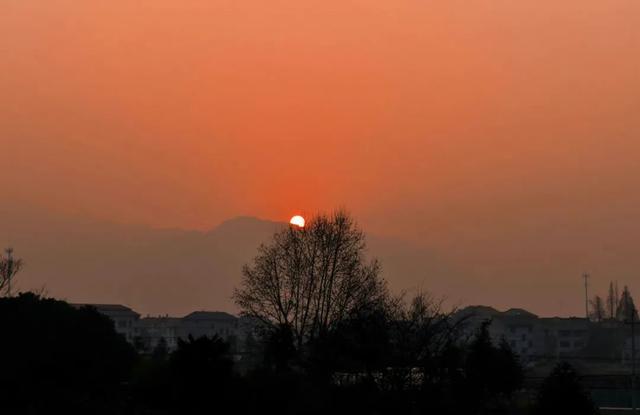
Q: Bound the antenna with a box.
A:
[583,273,590,320]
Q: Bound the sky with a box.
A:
[1,1,640,315]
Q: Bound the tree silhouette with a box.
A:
[130,340,172,414]
[607,281,619,320]
[263,323,297,372]
[533,362,599,415]
[388,292,466,394]
[234,210,388,349]
[169,335,235,414]
[616,285,638,321]
[0,293,135,414]
[309,303,391,382]
[589,295,606,322]
[463,320,523,413]
[0,247,23,297]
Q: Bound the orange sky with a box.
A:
[2,1,640,314]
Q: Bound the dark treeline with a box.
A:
[589,281,638,322]
[0,212,601,414]
[0,293,600,415]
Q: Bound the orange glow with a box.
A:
[289,215,305,228]
[1,0,640,316]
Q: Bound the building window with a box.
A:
[559,341,571,348]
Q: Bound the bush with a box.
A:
[533,362,600,415]
[0,293,136,414]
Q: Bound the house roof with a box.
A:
[456,305,501,318]
[182,311,237,321]
[503,308,538,318]
[72,303,140,317]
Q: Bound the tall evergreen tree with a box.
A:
[606,281,618,320]
[463,320,523,413]
[589,295,606,322]
[616,286,638,321]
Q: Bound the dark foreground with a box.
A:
[0,293,612,414]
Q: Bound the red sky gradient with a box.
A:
[2,1,640,314]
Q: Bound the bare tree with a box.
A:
[385,292,467,389]
[388,293,441,355]
[0,248,23,297]
[589,295,606,322]
[392,292,464,359]
[233,210,388,348]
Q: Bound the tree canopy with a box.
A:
[533,362,599,415]
[234,210,388,348]
[0,293,136,414]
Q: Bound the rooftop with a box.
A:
[182,311,237,321]
[71,303,140,317]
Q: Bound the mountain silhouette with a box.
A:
[0,204,454,315]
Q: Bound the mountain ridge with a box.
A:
[1,206,449,316]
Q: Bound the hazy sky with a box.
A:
[2,1,640,314]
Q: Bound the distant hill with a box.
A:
[0,204,456,315]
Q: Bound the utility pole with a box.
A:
[583,273,590,320]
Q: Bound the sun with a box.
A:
[290,215,305,228]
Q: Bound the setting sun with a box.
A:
[289,215,305,228]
